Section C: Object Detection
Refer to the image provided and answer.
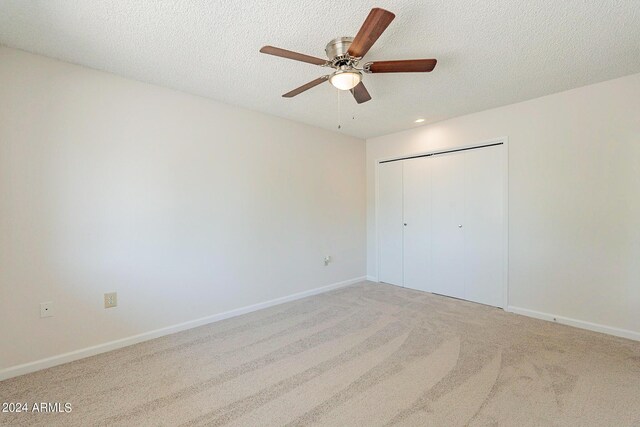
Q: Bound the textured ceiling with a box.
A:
[1,1,639,139]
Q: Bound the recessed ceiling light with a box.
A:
[414,118,425,123]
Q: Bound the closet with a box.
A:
[377,143,506,308]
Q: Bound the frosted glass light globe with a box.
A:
[330,71,362,90]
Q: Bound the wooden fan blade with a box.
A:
[347,8,395,58]
[282,76,329,98]
[260,46,327,66]
[350,82,372,104]
[367,59,437,73]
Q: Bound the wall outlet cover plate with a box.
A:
[104,292,117,308]
[40,301,53,318]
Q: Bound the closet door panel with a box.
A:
[403,157,432,292]
[430,153,465,299]
[464,146,504,307]
[378,161,404,286]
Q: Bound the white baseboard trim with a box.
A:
[365,276,378,282]
[0,276,366,381]
[506,306,640,342]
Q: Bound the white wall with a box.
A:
[0,47,366,373]
[367,73,640,337]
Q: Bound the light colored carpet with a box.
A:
[1,281,640,426]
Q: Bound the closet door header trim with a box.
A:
[377,138,507,164]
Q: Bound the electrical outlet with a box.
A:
[40,301,53,318]
[324,255,332,266]
[104,292,117,308]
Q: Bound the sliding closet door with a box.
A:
[377,144,505,306]
[378,161,403,286]
[430,152,465,299]
[464,146,504,307]
[403,157,431,292]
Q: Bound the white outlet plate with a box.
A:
[40,301,53,318]
[104,292,117,308]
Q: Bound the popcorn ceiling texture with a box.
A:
[0,0,639,138]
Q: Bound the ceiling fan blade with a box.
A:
[367,59,437,73]
[350,82,372,104]
[282,76,329,98]
[260,46,328,66]
[347,8,395,58]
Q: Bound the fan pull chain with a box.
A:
[352,92,356,121]
[337,89,342,130]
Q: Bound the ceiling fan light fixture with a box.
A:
[329,70,362,91]
[260,8,436,103]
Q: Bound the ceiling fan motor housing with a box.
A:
[325,37,354,60]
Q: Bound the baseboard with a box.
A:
[506,306,640,342]
[0,276,366,381]
[366,275,378,282]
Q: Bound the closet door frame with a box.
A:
[374,137,509,309]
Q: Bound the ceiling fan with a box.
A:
[259,7,437,104]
